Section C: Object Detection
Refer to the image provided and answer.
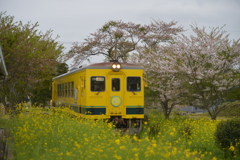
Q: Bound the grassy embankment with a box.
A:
[0,107,239,160]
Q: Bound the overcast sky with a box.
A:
[1,0,240,65]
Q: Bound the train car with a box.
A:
[52,61,144,133]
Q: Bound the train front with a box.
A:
[87,61,144,134]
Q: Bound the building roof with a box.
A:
[0,45,8,78]
[179,106,207,113]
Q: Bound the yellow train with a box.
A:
[52,61,144,133]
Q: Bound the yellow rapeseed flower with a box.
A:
[120,146,125,150]
[152,143,157,148]
[115,139,120,145]
[212,157,217,160]
[58,152,63,156]
[66,151,71,156]
[188,141,192,145]
[107,122,113,128]
[229,145,235,152]
[171,147,177,155]
[133,135,138,141]
[185,152,190,158]
[74,142,81,149]
[113,154,122,159]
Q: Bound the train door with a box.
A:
[108,74,125,116]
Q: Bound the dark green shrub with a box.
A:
[214,119,240,158]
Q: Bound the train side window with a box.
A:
[61,84,64,97]
[57,84,60,97]
[112,78,120,91]
[127,77,141,92]
[67,82,71,97]
[71,81,74,97]
[60,84,62,96]
[65,83,68,97]
[91,76,105,92]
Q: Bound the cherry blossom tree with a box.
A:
[127,21,184,119]
[142,20,184,49]
[140,47,186,119]
[67,20,184,66]
[135,24,240,120]
[168,25,240,120]
[68,20,146,66]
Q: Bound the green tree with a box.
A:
[0,12,64,112]
[31,63,69,107]
[225,86,240,101]
[32,63,68,107]
[55,63,69,76]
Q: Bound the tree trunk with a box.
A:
[162,103,170,119]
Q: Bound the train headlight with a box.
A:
[111,62,121,72]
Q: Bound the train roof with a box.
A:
[53,62,144,80]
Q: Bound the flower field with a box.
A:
[1,107,239,160]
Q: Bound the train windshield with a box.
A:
[91,76,105,91]
[127,77,141,92]
[112,78,120,91]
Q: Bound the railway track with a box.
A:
[0,128,14,160]
[0,128,6,159]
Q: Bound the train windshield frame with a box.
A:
[91,76,105,92]
[127,77,141,92]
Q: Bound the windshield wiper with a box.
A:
[96,91,101,95]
